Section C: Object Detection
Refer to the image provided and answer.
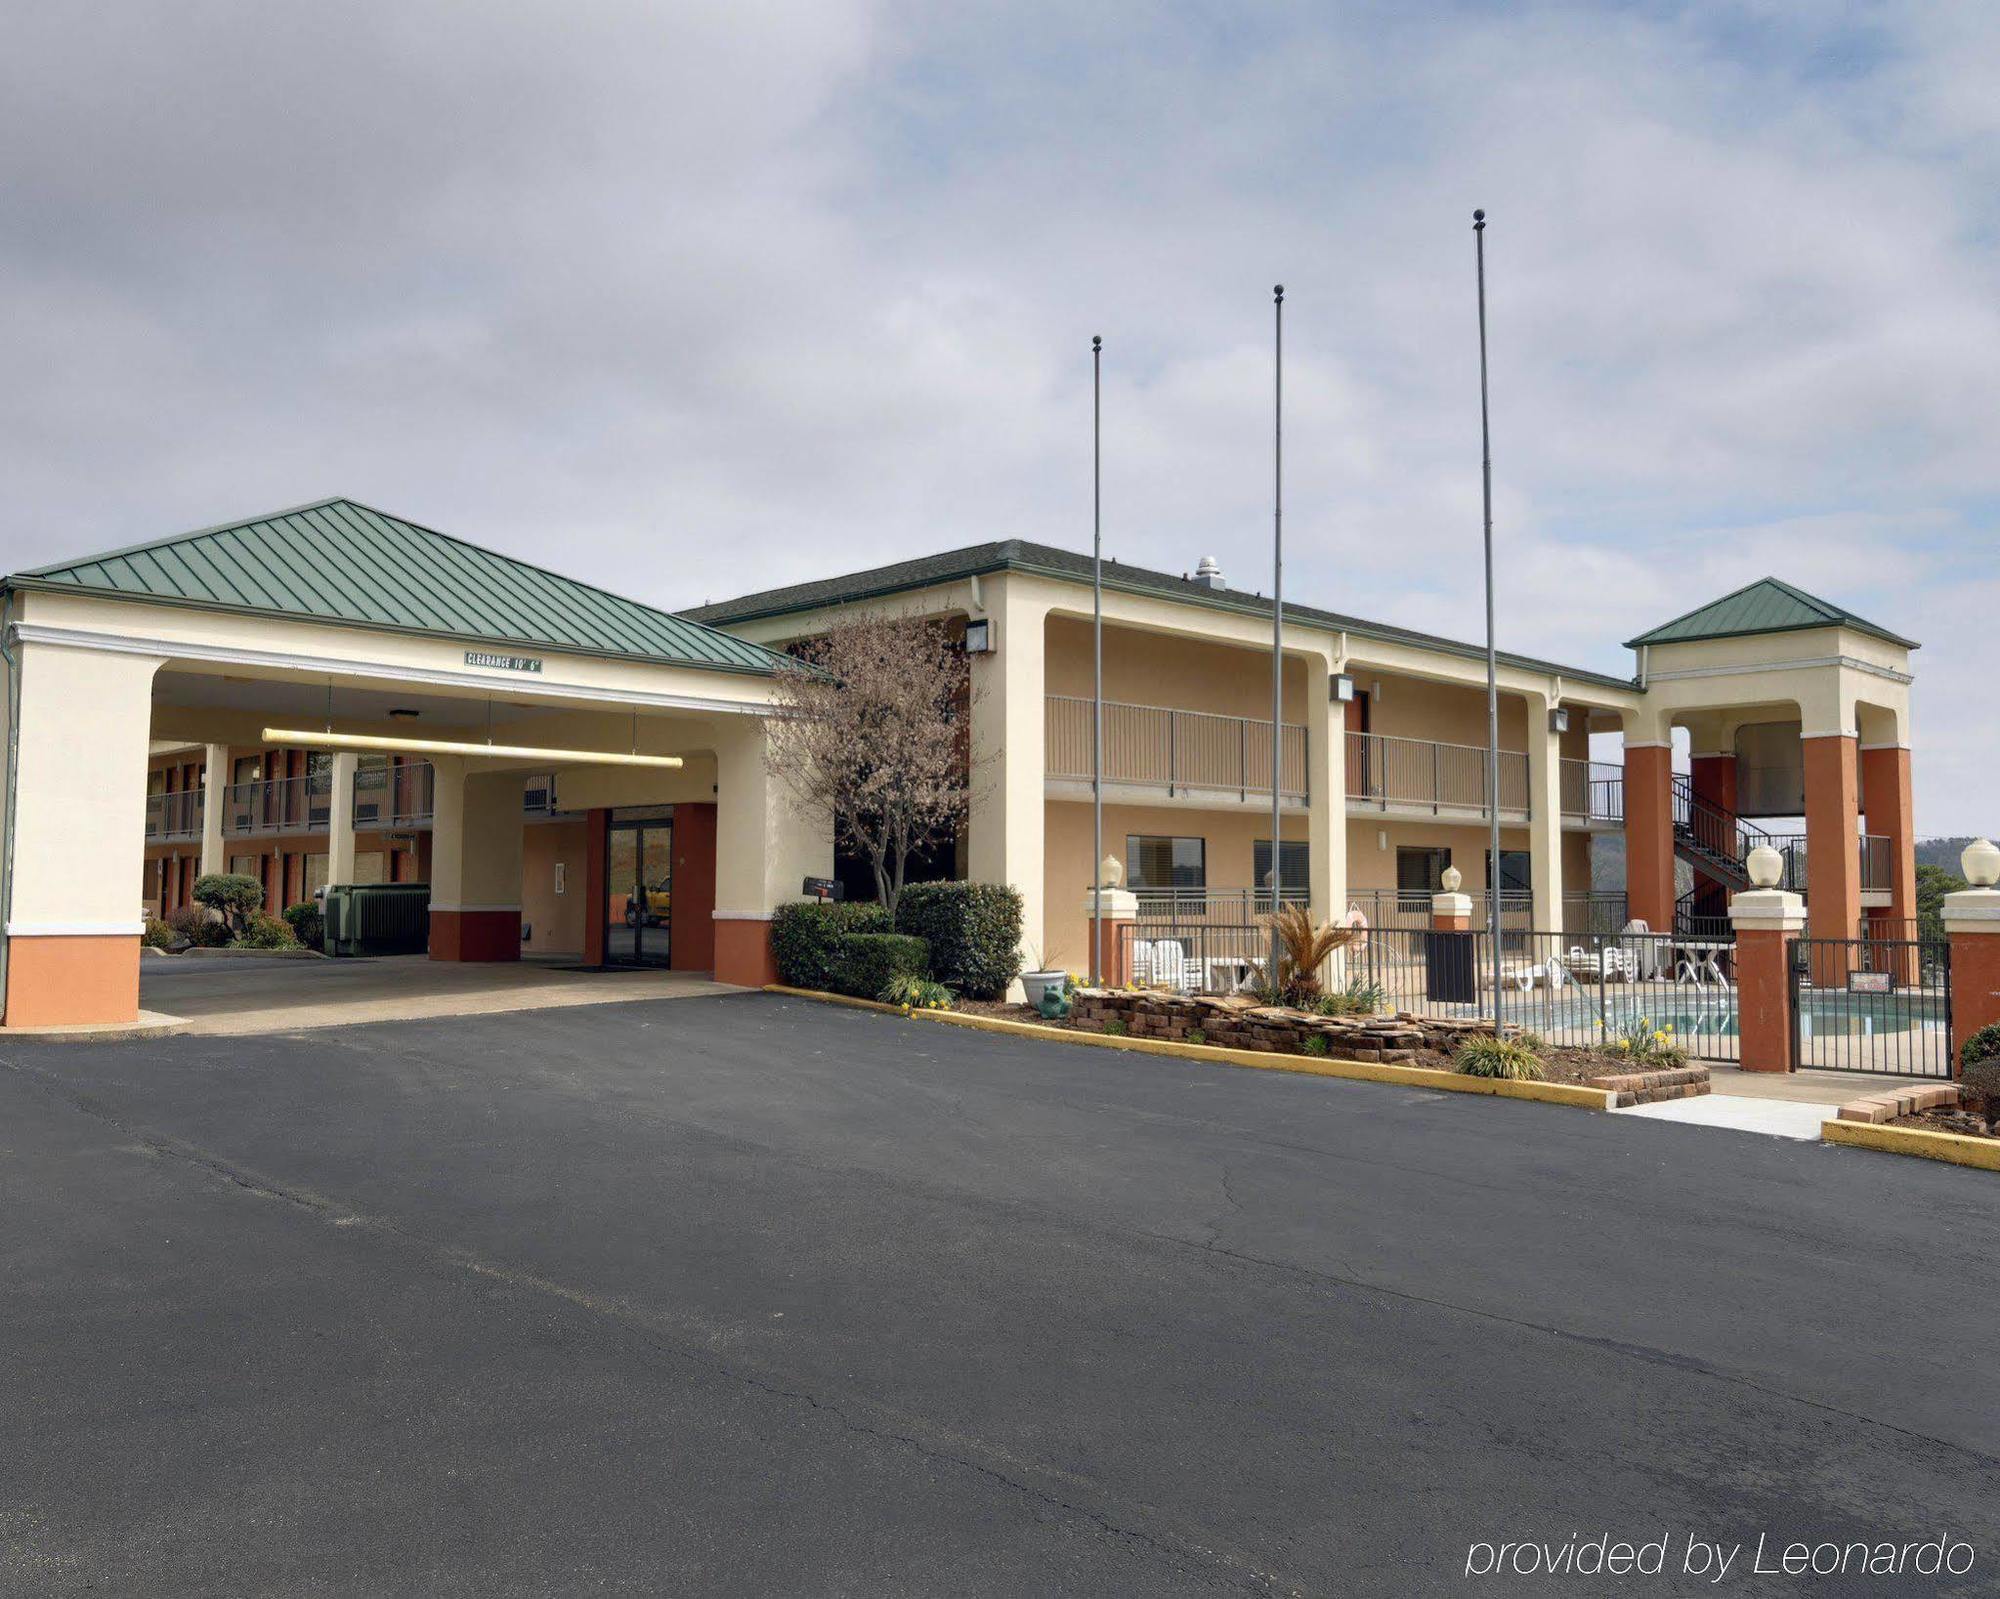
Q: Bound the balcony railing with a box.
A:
[143,789,204,841]
[1560,759,1625,824]
[1046,695,1308,802]
[352,760,437,829]
[1762,832,1894,896]
[1346,731,1528,818]
[222,772,332,837]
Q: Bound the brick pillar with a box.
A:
[1862,744,1918,983]
[1729,886,1806,1073]
[1623,743,1675,932]
[1430,889,1473,932]
[1801,734,1861,943]
[1086,888,1138,988]
[1941,847,2000,1077]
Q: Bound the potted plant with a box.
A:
[1020,946,1068,1010]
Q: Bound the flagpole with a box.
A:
[1091,334,1104,986]
[1270,284,1285,995]
[1474,210,1504,1026]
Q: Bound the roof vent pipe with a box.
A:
[1193,555,1225,590]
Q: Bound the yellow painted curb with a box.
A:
[1821,1118,2000,1173]
[763,985,1612,1110]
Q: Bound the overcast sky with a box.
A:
[4,2,1994,832]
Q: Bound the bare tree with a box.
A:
[765,610,972,914]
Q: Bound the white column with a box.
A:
[326,750,358,885]
[2,640,164,1026]
[713,717,833,919]
[200,741,229,877]
[966,574,1049,987]
[1524,691,1565,933]
[1306,652,1349,929]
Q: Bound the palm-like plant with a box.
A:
[1260,903,1361,1008]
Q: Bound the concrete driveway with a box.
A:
[4,994,1996,1595]
[139,951,733,1035]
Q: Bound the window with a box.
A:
[1397,846,1451,908]
[229,854,258,878]
[1486,849,1531,899]
[1253,840,1310,901]
[305,853,329,899]
[1126,835,1205,891]
[232,756,262,788]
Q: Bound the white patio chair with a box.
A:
[1150,939,1197,992]
[1131,939,1156,984]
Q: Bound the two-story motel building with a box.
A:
[0,499,1917,1028]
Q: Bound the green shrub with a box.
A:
[1299,1034,1330,1057]
[827,932,929,1000]
[1959,1024,2000,1127]
[1101,1018,1128,1037]
[283,901,325,953]
[894,882,1023,1001]
[167,905,229,947]
[1961,1022,2000,1069]
[1453,1036,1545,1080]
[142,917,178,950]
[1316,979,1386,1017]
[1186,1028,1206,1047]
[193,872,264,935]
[770,900,894,989]
[881,972,953,1010]
[234,912,301,951]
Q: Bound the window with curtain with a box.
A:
[1253,839,1310,901]
[1125,835,1205,891]
[1396,846,1451,908]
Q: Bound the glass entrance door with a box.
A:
[606,817,673,967]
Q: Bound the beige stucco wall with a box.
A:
[521,817,589,956]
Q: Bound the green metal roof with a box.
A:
[1623,577,1918,651]
[683,539,1640,692]
[11,497,787,675]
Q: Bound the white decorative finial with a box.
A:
[1440,865,1463,893]
[1746,844,1784,890]
[1100,854,1124,889]
[1963,838,2000,889]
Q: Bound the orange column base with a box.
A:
[4,935,141,1027]
[429,909,522,962]
[714,916,779,987]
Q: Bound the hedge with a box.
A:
[283,901,325,953]
[827,933,931,1001]
[771,901,894,991]
[895,882,1023,1001]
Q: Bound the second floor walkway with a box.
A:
[1044,695,1623,826]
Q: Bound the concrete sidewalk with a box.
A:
[138,953,735,1036]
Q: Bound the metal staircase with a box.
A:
[1670,774,1772,936]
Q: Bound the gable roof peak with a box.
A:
[12,497,786,676]
[1624,575,1917,651]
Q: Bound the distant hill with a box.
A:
[1917,837,1984,872]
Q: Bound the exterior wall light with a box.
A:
[1331,673,1356,702]
[962,618,994,654]
[1548,705,1571,734]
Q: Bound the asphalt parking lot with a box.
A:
[4,992,1997,1596]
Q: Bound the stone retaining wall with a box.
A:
[1070,988,1712,1104]
[1069,989,1500,1063]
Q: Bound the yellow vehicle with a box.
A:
[623,879,671,928]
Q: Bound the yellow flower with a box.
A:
[1653,1030,1668,1044]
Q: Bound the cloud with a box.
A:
[0,0,1993,828]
